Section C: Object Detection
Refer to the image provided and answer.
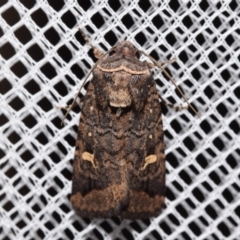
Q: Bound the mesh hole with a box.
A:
[108,0,121,12]
[77,0,92,11]
[104,30,118,46]
[3,201,15,212]
[57,45,73,63]
[10,61,28,78]
[0,78,12,95]
[27,44,44,62]
[0,114,9,127]
[135,32,147,46]
[44,27,61,45]
[9,96,25,111]
[91,12,105,28]
[100,221,113,233]
[24,79,41,95]
[61,168,72,181]
[138,0,151,12]
[217,221,231,237]
[14,25,32,44]
[31,8,49,28]
[121,13,134,29]
[19,0,36,9]
[0,42,16,60]
[37,97,52,112]
[47,0,64,11]
[159,221,172,235]
[7,131,21,144]
[2,7,20,26]
[22,114,38,129]
[189,221,202,236]
[40,62,57,79]
[61,10,77,29]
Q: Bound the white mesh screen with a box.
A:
[1,0,240,239]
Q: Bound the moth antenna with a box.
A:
[61,51,110,125]
[78,28,104,59]
[139,51,200,118]
[61,69,93,125]
[159,57,177,67]
[78,28,96,51]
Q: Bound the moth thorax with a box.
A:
[109,72,132,108]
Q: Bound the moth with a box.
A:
[63,29,198,219]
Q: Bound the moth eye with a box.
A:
[109,50,116,56]
[135,51,140,59]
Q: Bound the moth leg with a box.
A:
[78,28,104,59]
[159,95,188,111]
[145,57,177,69]
[58,100,81,111]
[59,100,82,125]
[82,152,96,168]
[140,154,157,171]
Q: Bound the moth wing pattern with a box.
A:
[70,40,165,219]
[120,76,165,219]
[71,81,128,218]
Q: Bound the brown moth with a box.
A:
[65,29,198,219]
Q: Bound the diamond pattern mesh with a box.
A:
[0,0,240,239]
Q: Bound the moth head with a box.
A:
[108,41,140,59]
